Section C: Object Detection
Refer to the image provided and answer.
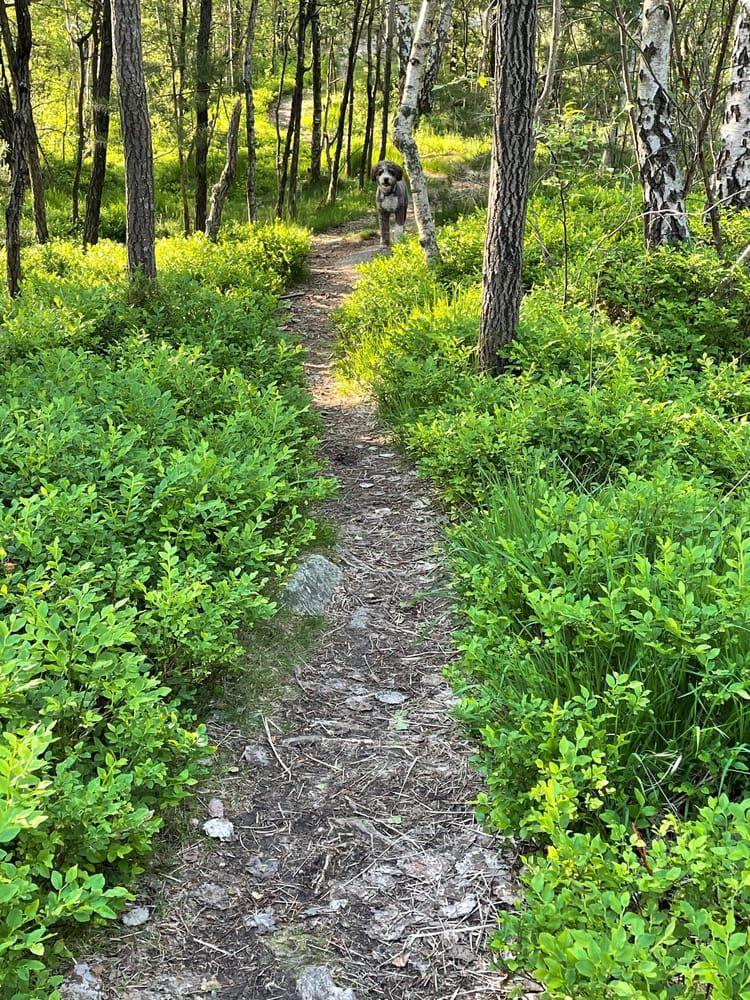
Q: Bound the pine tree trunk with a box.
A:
[477,0,537,374]
[327,0,365,203]
[206,98,242,238]
[71,31,91,226]
[287,0,309,216]
[84,0,113,246]
[713,0,750,209]
[360,0,381,186]
[417,0,453,115]
[393,0,441,262]
[243,0,260,220]
[195,0,213,231]
[380,0,396,161]
[635,0,689,247]
[5,0,32,297]
[112,0,157,279]
[309,0,323,181]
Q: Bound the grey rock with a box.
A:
[296,965,356,1000]
[202,817,234,841]
[282,555,343,616]
[207,798,225,819]
[376,690,406,706]
[61,963,102,1000]
[348,607,369,630]
[440,894,477,920]
[195,882,230,908]
[121,905,150,927]
[243,908,277,933]
[248,855,279,879]
[242,743,271,767]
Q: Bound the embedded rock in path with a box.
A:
[296,965,356,1000]
[194,882,230,908]
[61,963,102,1000]
[202,817,234,841]
[282,555,343,615]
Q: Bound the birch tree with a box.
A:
[243,0,260,220]
[112,0,157,279]
[206,99,242,239]
[635,0,690,246]
[477,0,537,374]
[393,0,441,262]
[417,0,453,115]
[713,0,750,209]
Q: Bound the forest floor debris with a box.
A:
[76,225,518,998]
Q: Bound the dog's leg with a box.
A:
[379,210,391,248]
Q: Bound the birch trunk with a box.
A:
[477,0,537,374]
[393,0,441,262]
[112,0,157,279]
[380,0,396,161]
[309,0,323,181]
[206,99,242,239]
[396,1,412,88]
[635,0,690,247]
[713,0,750,209]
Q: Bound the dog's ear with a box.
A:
[393,163,404,181]
[371,163,382,182]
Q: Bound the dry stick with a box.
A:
[263,716,293,778]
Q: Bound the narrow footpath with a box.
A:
[84,228,523,1000]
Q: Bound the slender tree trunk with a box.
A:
[309,0,323,181]
[396,0,412,89]
[537,0,562,117]
[393,0,441,261]
[477,0,537,374]
[614,1,639,159]
[195,0,213,231]
[360,0,381,186]
[713,0,750,209]
[0,0,47,244]
[287,0,309,216]
[380,0,396,161]
[112,0,157,278]
[635,0,689,247]
[162,0,190,235]
[84,0,113,246]
[327,0,365,203]
[417,0,453,115]
[243,0,260,220]
[5,0,32,296]
[206,98,242,238]
[71,31,91,225]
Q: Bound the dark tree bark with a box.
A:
[360,0,381,186]
[69,2,96,228]
[4,0,33,296]
[112,0,157,279]
[195,0,213,231]
[84,0,113,245]
[243,0,260,220]
[380,0,396,161]
[0,0,48,244]
[417,0,453,115]
[162,0,190,235]
[309,0,323,181]
[477,0,537,374]
[276,0,308,217]
[206,98,242,238]
[327,0,366,202]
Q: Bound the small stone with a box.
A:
[296,965,356,1000]
[61,963,102,1000]
[375,690,407,706]
[348,607,369,630]
[282,555,343,616]
[243,908,277,934]
[440,894,477,920]
[203,818,234,841]
[207,798,224,819]
[248,856,279,879]
[195,883,230,908]
[242,744,271,768]
[121,905,150,927]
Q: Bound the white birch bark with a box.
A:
[418,0,453,114]
[713,0,750,209]
[396,1,412,85]
[393,0,441,262]
[635,0,690,247]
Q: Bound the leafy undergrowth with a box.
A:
[0,224,330,998]
[337,175,750,997]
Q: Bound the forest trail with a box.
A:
[87,228,524,1000]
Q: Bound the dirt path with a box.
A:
[79,228,520,1000]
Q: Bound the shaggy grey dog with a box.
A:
[371,160,408,248]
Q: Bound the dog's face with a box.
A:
[371,161,403,192]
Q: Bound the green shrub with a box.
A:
[0,223,322,995]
